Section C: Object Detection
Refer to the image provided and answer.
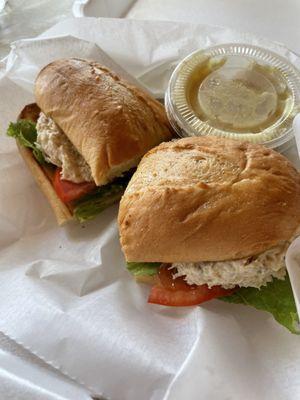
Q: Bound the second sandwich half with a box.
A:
[7,58,174,224]
[118,136,300,333]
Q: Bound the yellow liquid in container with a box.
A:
[166,44,300,151]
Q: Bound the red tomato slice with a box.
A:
[157,263,199,291]
[53,168,96,203]
[148,264,236,307]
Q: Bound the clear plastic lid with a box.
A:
[165,43,300,151]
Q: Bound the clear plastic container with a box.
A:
[165,43,300,151]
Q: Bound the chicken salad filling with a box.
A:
[171,242,289,289]
[36,112,93,183]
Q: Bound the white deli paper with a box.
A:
[0,348,91,400]
[287,115,300,320]
[1,18,300,400]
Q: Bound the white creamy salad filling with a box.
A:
[36,112,93,183]
[172,242,289,289]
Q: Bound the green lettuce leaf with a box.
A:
[127,261,299,334]
[220,276,299,334]
[126,262,161,276]
[74,178,130,222]
[7,120,45,164]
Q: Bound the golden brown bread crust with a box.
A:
[35,58,174,186]
[17,104,73,225]
[18,103,41,122]
[119,136,300,262]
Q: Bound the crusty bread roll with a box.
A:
[17,103,73,225]
[35,58,174,186]
[119,136,300,262]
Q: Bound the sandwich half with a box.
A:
[118,136,300,333]
[7,58,174,224]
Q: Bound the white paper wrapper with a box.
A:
[286,237,300,320]
[1,17,300,400]
[293,114,300,157]
[287,115,300,322]
[0,348,91,399]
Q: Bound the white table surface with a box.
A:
[0,0,300,398]
[127,0,300,55]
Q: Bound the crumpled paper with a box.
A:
[286,115,300,322]
[286,237,300,321]
[0,348,90,400]
[0,17,300,400]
